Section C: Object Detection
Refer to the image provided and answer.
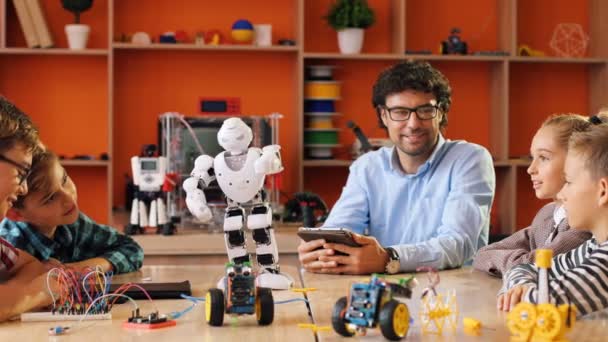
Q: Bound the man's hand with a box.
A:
[298,238,340,273]
[497,285,531,312]
[316,233,389,275]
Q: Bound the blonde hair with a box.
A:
[541,113,595,150]
[567,111,608,180]
[13,150,59,208]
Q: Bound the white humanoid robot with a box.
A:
[126,145,176,236]
[183,117,293,290]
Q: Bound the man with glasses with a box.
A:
[298,60,496,275]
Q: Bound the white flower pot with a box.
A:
[337,28,364,54]
[65,24,90,50]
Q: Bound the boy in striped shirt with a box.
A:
[499,117,608,316]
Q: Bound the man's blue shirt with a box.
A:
[323,135,496,271]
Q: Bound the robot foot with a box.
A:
[256,269,294,290]
[125,224,141,236]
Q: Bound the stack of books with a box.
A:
[12,0,54,48]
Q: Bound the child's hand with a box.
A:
[497,285,531,311]
[43,258,62,270]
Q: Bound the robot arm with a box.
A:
[182,177,213,223]
[191,155,216,186]
[183,155,216,223]
[254,145,284,175]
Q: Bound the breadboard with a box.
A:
[20,312,112,322]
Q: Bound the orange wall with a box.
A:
[0,55,109,222]
[406,0,498,53]
[66,166,108,224]
[509,63,589,158]
[518,0,589,57]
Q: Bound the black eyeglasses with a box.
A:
[0,154,31,185]
[377,103,440,122]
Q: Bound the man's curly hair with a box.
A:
[0,96,40,154]
[372,60,452,129]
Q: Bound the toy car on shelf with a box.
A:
[205,262,274,326]
[440,28,468,55]
[332,274,416,341]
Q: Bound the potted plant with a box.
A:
[324,0,375,54]
[62,0,94,50]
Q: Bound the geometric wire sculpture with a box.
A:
[549,23,589,58]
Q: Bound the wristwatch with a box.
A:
[384,247,400,274]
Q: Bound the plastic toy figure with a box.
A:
[440,28,468,55]
[332,274,416,341]
[205,262,274,326]
[125,145,176,236]
[183,117,293,289]
[507,249,576,341]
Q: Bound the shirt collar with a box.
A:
[22,225,73,260]
[389,134,446,175]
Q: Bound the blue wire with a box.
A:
[169,303,196,319]
[274,298,309,305]
[180,293,206,302]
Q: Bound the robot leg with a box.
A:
[223,204,250,265]
[248,201,293,290]
[149,197,157,228]
[125,198,141,235]
[156,197,175,236]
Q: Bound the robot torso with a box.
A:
[214,148,265,204]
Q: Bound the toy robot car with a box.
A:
[332,274,416,341]
[205,262,274,326]
[440,28,468,55]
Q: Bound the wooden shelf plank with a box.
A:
[303,159,353,167]
[510,56,607,64]
[60,160,110,167]
[112,43,299,52]
[303,53,608,64]
[0,48,109,55]
[303,52,507,61]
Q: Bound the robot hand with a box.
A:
[183,177,213,223]
[255,145,284,175]
[191,155,216,186]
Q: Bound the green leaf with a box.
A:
[324,0,375,30]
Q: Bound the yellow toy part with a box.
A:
[507,302,537,340]
[297,323,331,333]
[463,317,482,336]
[518,44,546,57]
[533,303,562,340]
[507,302,576,341]
[419,290,458,335]
[291,287,317,294]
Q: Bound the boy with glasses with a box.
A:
[298,60,496,275]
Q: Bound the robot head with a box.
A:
[217,117,253,153]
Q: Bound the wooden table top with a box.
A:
[0,265,313,342]
[301,267,607,341]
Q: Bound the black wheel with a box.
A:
[205,288,225,326]
[124,224,138,235]
[256,287,274,325]
[332,296,354,337]
[379,299,410,341]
